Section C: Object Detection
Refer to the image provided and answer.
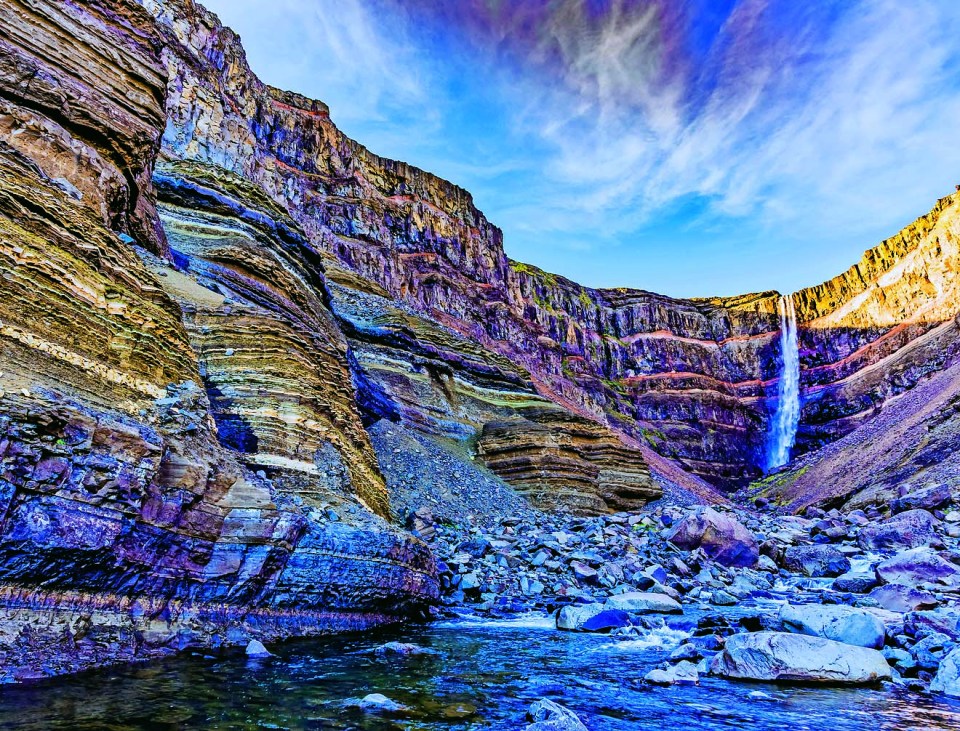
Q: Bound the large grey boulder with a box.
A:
[931,648,960,698]
[779,604,885,649]
[526,699,588,731]
[875,547,960,589]
[666,507,758,567]
[858,510,940,551]
[869,584,939,612]
[891,484,952,515]
[782,545,851,577]
[605,592,682,614]
[710,632,891,684]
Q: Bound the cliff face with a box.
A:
[0,0,436,683]
[136,0,960,490]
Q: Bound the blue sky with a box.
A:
[203,0,960,298]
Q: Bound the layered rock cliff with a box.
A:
[135,0,960,492]
[0,0,436,683]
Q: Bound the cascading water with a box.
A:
[766,293,800,471]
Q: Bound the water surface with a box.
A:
[2,616,958,730]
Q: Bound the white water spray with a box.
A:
[766,294,800,471]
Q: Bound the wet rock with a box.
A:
[644,661,699,685]
[665,508,759,567]
[832,574,879,594]
[711,590,738,606]
[782,545,851,578]
[526,699,588,731]
[579,609,632,633]
[868,584,939,613]
[245,640,272,658]
[604,592,682,615]
[373,642,437,656]
[347,693,408,712]
[710,632,892,684]
[875,547,960,589]
[858,510,940,551]
[779,604,885,649]
[931,648,960,698]
[557,603,606,632]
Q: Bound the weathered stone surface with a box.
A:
[556,603,606,632]
[0,0,438,684]
[605,592,683,614]
[476,406,659,514]
[526,699,588,731]
[779,604,885,649]
[782,545,851,578]
[710,632,892,684]
[931,648,960,698]
[666,508,759,567]
[875,547,960,589]
[869,584,939,613]
[858,510,941,551]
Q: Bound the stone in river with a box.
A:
[604,592,682,614]
[710,632,891,684]
[526,698,588,731]
[779,604,885,649]
[782,545,850,578]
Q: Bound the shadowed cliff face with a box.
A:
[0,0,436,683]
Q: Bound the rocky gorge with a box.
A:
[0,0,960,728]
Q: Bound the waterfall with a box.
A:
[766,294,800,471]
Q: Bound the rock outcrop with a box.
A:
[0,0,436,683]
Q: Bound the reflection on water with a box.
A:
[1,616,959,730]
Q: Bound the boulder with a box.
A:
[868,584,939,613]
[779,604,885,649]
[782,545,850,578]
[666,507,759,567]
[858,510,940,551]
[875,547,960,589]
[644,661,699,685]
[245,640,272,658]
[709,632,891,684]
[579,609,631,633]
[373,642,437,656]
[347,693,407,712]
[557,603,605,631]
[526,699,588,731]
[891,484,952,515]
[931,648,960,698]
[832,573,879,594]
[604,592,682,614]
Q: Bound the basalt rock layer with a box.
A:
[0,0,436,683]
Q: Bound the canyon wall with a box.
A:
[0,0,436,683]
[137,0,960,490]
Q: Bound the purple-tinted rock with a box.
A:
[666,507,759,567]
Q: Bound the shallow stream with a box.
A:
[2,615,959,730]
